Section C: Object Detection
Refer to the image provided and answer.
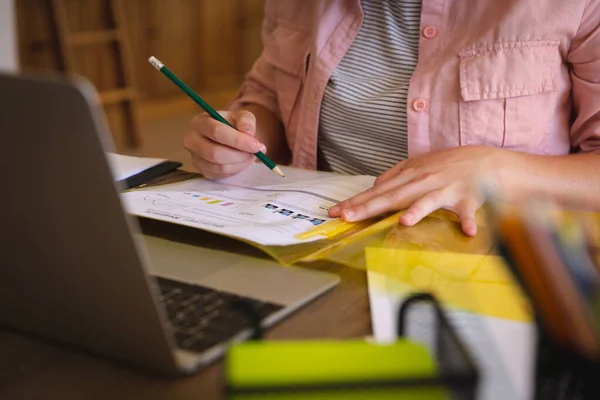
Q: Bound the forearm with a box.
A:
[240,103,290,165]
[496,150,600,208]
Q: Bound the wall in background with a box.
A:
[0,0,18,71]
[16,0,265,150]
[16,0,264,102]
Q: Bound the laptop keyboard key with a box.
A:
[154,276,283,354]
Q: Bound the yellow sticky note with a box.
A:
[366,247,532,322]
[295,219,359,240]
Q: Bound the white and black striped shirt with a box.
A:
[318,0,422,175]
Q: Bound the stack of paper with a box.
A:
[121,163,376,247]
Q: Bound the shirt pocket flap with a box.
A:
[262,21,309,77]
[459,41,560,102]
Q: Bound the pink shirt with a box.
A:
[229,0,600,170]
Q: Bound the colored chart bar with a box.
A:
[207,200,222,204]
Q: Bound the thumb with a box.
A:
[230,110,257,137]
[454,199,478,236]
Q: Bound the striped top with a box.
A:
[318,0,422,175]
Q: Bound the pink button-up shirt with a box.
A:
[230,0,600,170]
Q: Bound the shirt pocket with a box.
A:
[458,41,561,152]
[262,21,310,128]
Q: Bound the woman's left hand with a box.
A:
[328,146,504,236]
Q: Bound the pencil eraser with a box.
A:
[148,56,163,70]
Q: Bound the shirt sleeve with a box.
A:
[568,0,600,153]
[228,1,281,121]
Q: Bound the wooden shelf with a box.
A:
[99,88,136,105]
[68,29,121,46]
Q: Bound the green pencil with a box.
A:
[148,56,284,178]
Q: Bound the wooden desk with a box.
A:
[0,225,371,400]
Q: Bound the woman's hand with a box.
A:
[184,110,266,180]
[328,146,504,236]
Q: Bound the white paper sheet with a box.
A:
[367,270,536,400]
[217,162,332,187]
[107,153,167,182]
[120,163,375,246]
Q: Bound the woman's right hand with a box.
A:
[184,110,266,180]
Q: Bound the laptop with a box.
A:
[0,72,340,376]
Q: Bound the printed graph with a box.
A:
[183,193,235,207]
[141,196,184,211]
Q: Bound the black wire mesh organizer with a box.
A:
[527,312,600,400]
[225,292,480,399]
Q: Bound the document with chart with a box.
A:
[120,164,375,246]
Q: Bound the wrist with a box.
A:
[486,148,546,198]
[477,147,522,195]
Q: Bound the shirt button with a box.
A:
[413,99,427,112]
[423,26,437,39]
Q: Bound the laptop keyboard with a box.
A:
[155,276,283,354]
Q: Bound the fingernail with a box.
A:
[250,141,260,152]
[259,144,267,153]
[342,209,356,221]
[402,212,414,224]
[466,225,477,236]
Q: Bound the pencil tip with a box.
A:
[272,166,285,177]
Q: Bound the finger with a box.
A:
[230,110,257,136]
[184,134,255,165]
[375,160,406,186]
[336,179,436,222]
[330,173,414,217]
[453,199,478,237]
[204,118,265,153]
[399,189,448,227]
[191,156,254,180]
[329,187,377,217]
[330,170,433,218]
[192,114,264,154]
